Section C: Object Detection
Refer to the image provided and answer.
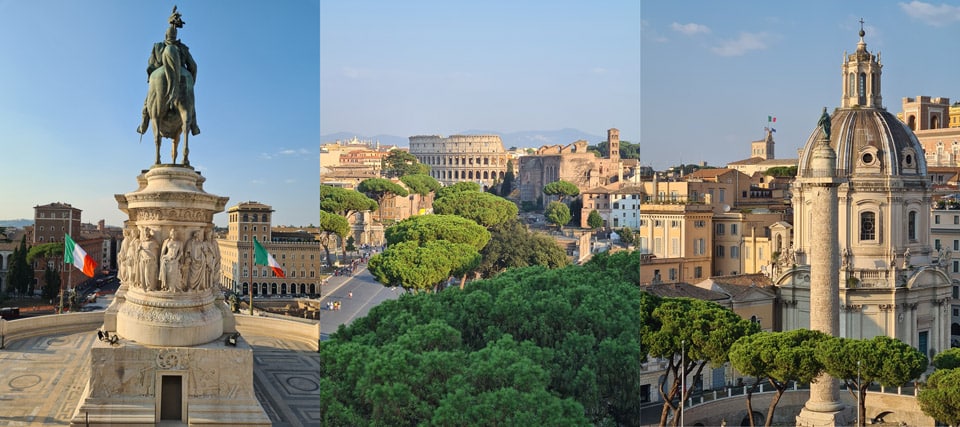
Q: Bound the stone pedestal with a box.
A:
[70,336,269,426]
[71,165,268,425]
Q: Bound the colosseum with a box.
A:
[408,135,514,187]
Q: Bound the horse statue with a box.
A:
[137,6,199,166]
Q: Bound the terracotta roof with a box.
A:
[696,273,776,300]
[641,282,729,303]
[685,168,734,179]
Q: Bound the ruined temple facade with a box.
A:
[519,128,623,204]
[409,134,513,188]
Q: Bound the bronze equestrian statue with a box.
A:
[137,6,200,165]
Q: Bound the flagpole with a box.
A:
[60,209,72,314]
[250,239,255,317]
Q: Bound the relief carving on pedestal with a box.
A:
[157,349,188,370]
[120,225,221,293]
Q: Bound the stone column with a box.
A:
[796,135,851,426]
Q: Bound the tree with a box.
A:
[368,240,481,293]
[382,150,429,178]
[433,191,518,229]
[918,367,960,426]
[545,201,571,231]
[385,215,490,251]
[358,178,409,222]
[399,173,441,214]
[43,265,61,300]
[817,335,928,427]
[381,215,491,290]
[319,211,349,268]
[542,180,579,203]
[436,181,481,199]
[764,166,798,177]
[321,185,378,219]
[476,218,568,278]
[933,348,960,369]
[5,236,32,297]
[345,236,356,254]
[729,329,829,427]
[643,297,760,427]
[587,209,603,230]
[501,159,515,197]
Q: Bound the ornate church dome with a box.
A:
[797,26,926,179]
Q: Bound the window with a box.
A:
[671,238,679,256]
[936,215,941,224]
[654,238,663,254]
[955,262,959,274]
[759,247,764,259]
[671,221,679,228]
[719,189,726,203]
[654,220,663,227]
[955,215,959,225]
[715,245,725,257]
[716,223,725,235]
[936,239,942,250]
[694,220,705,228]
[908,211,917,241]
[638,237,649,253]
[860,212,876,240]
[954,285,959,299]
[694,238,705,255]
[731,224,738,235]
[955,240,959,251]
[668,268,677,281]
[694,266,702,279]
[730,246,739,259]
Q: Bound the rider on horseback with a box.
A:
[137,6,200,136]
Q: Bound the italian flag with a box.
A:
[253,237,285,278]
[64,234,97,277]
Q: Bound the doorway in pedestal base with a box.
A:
[160,375,184,421]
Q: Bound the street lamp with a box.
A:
[857,359,861,427]
[681,339,685,427]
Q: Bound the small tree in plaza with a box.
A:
[816,335,927,427]
[545,201,571,231]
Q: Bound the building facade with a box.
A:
[408,134,513,188]
[519,128,623,205]
[218,202,323,297]
[777,30,951,357]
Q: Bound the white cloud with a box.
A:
[711,32,769,56]
[671,22,711,36]
[899,1,960,26]
[591,67,607,75]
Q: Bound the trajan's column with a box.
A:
[795,108,850,426]
[70,7,270,425]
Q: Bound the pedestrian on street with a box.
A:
[348,291,353,299]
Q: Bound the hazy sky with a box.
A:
[320,0,640,143]
[641,1,960,170]
[0,1,319,228]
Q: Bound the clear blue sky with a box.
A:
[0,1,319,228]
[641,1,960,170]
[320,0,640,143]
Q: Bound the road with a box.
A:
[317,264,404,341]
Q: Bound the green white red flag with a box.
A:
[64,234,97,277]
[253,237,285,278]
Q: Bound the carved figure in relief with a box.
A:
[183,230,205,290]
[903,247,911,268]
[160,229,185,291]
[122,227,141,287]
[203,229,220,290]
[118,229,131,284]
[138,227,161,290]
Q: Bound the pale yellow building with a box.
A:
[218,201,323,297]
[638,203,713,284]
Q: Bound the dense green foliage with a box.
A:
[918,368,960,426]
[367,240,481,293]
[399,174,442,198]
[476,218,568,278]
[587,139,640,160]
[384,215,490,250]
[26,242,64,263]
[729,329,829,427]
[817,335,927,427]
[43,265,61,300]
[319,211,350,268]
[643,295,760,426]
[321,255,642,425]
[543,180,580,203]
[435,181,481,199]
[382,150,430,178]
[763,166,798,177]
[587,209,603,229]
[933,348,960,370]
[321,185,378,218]
[501,159,515,196]
[358,178,410,221]
[5,236,31,296]
[545,201,571,231]
[433,191,518,229]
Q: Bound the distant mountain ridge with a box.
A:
[0,219,33,228]
[322,128,606,150]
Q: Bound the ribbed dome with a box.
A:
[797,108,926,178]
